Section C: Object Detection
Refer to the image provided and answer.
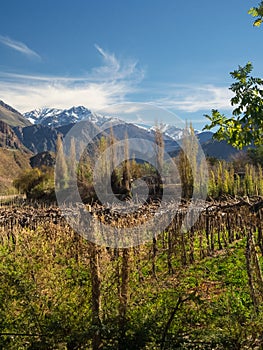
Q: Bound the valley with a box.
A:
[0,99,262,349]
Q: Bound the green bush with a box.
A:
[13,167,54,199]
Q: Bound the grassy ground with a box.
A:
[0,222,262,349]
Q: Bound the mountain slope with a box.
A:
[23,107,181,154]
[0,148,31,193]
[202,139,246,160]
[23,105,243,160]
[14,124,59,153]
[0,100,31,127]
[0,119,32,193]
[0,120,30,152]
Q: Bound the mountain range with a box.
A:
[24,106,201,141]
[0,100,245,157]
[23,105,242,159]
[0,100,245,193]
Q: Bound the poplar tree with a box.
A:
[178,123,198,199]
[154,124,164,196]
[109,127,119,194]
[69,137,76,185]
[55,134,68,190]
[122,133,131,197]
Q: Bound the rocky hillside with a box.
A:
[30,151,56,168]
[0,120,30,151]
[0,120,31,193]
[13,124,59,153]
[0,100,31,127]
[0,148,31,193]
[0,100,245,162]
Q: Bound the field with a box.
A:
[0,197,263,349]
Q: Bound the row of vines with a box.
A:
[0,199,263,349]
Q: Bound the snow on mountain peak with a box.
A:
[24,105,125,130]
[24,106,206,143]
[24,106,99,128]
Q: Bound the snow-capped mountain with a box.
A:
[134,123,184,141]
[0,100,237,161]
[24,106,120,128]
[150,124,185,141]
[147,124,202,141]
[24,106,213,145]
[24,107,65,125]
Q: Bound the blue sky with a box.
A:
[0,0,262,129]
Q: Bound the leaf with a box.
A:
[248,7,259,17]
[254,18,263,27]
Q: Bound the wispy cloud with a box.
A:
[0,35,41,59]
[0,45,143,112]
[154,84,233,113]
[93,44,142,82]
[0,42,233,120]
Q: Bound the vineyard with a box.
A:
[2,1,263,349]
[1,197,263,349]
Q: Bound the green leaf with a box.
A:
[203,62,263,149]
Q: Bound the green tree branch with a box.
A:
[203,62,263,149]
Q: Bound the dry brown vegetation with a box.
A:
[0,149,31,193]
[0,197,263,349]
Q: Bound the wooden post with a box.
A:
[89,243,102,350]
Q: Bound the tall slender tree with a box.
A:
[68,137,76,185]
[178,123,198,199]
[109,126,119,194]
[154,124,164,196]
[121,132,131,197]
[55,134,68,190]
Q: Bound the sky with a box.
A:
[0,0,262,129]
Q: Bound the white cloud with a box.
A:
[0,45,144,112]
[155,84,233,112]
[0,42,233,119]
[0,35,41,59]
[94,44,120,77]
[93,44,142,82]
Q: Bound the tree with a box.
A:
[109,127,120,194]
[154,124,164,196]
[204,62,263,149]
[13,168,43,197]
[55,134,68,189]
[121,133,131,197]
[178,123,198,199]
[248,1,263,27]
[13,167,54,199]
[68,137,76,183]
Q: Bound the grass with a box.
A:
[0,219,262,349]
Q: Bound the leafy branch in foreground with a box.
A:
[248,1,263,27]
[203,62,263,149]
